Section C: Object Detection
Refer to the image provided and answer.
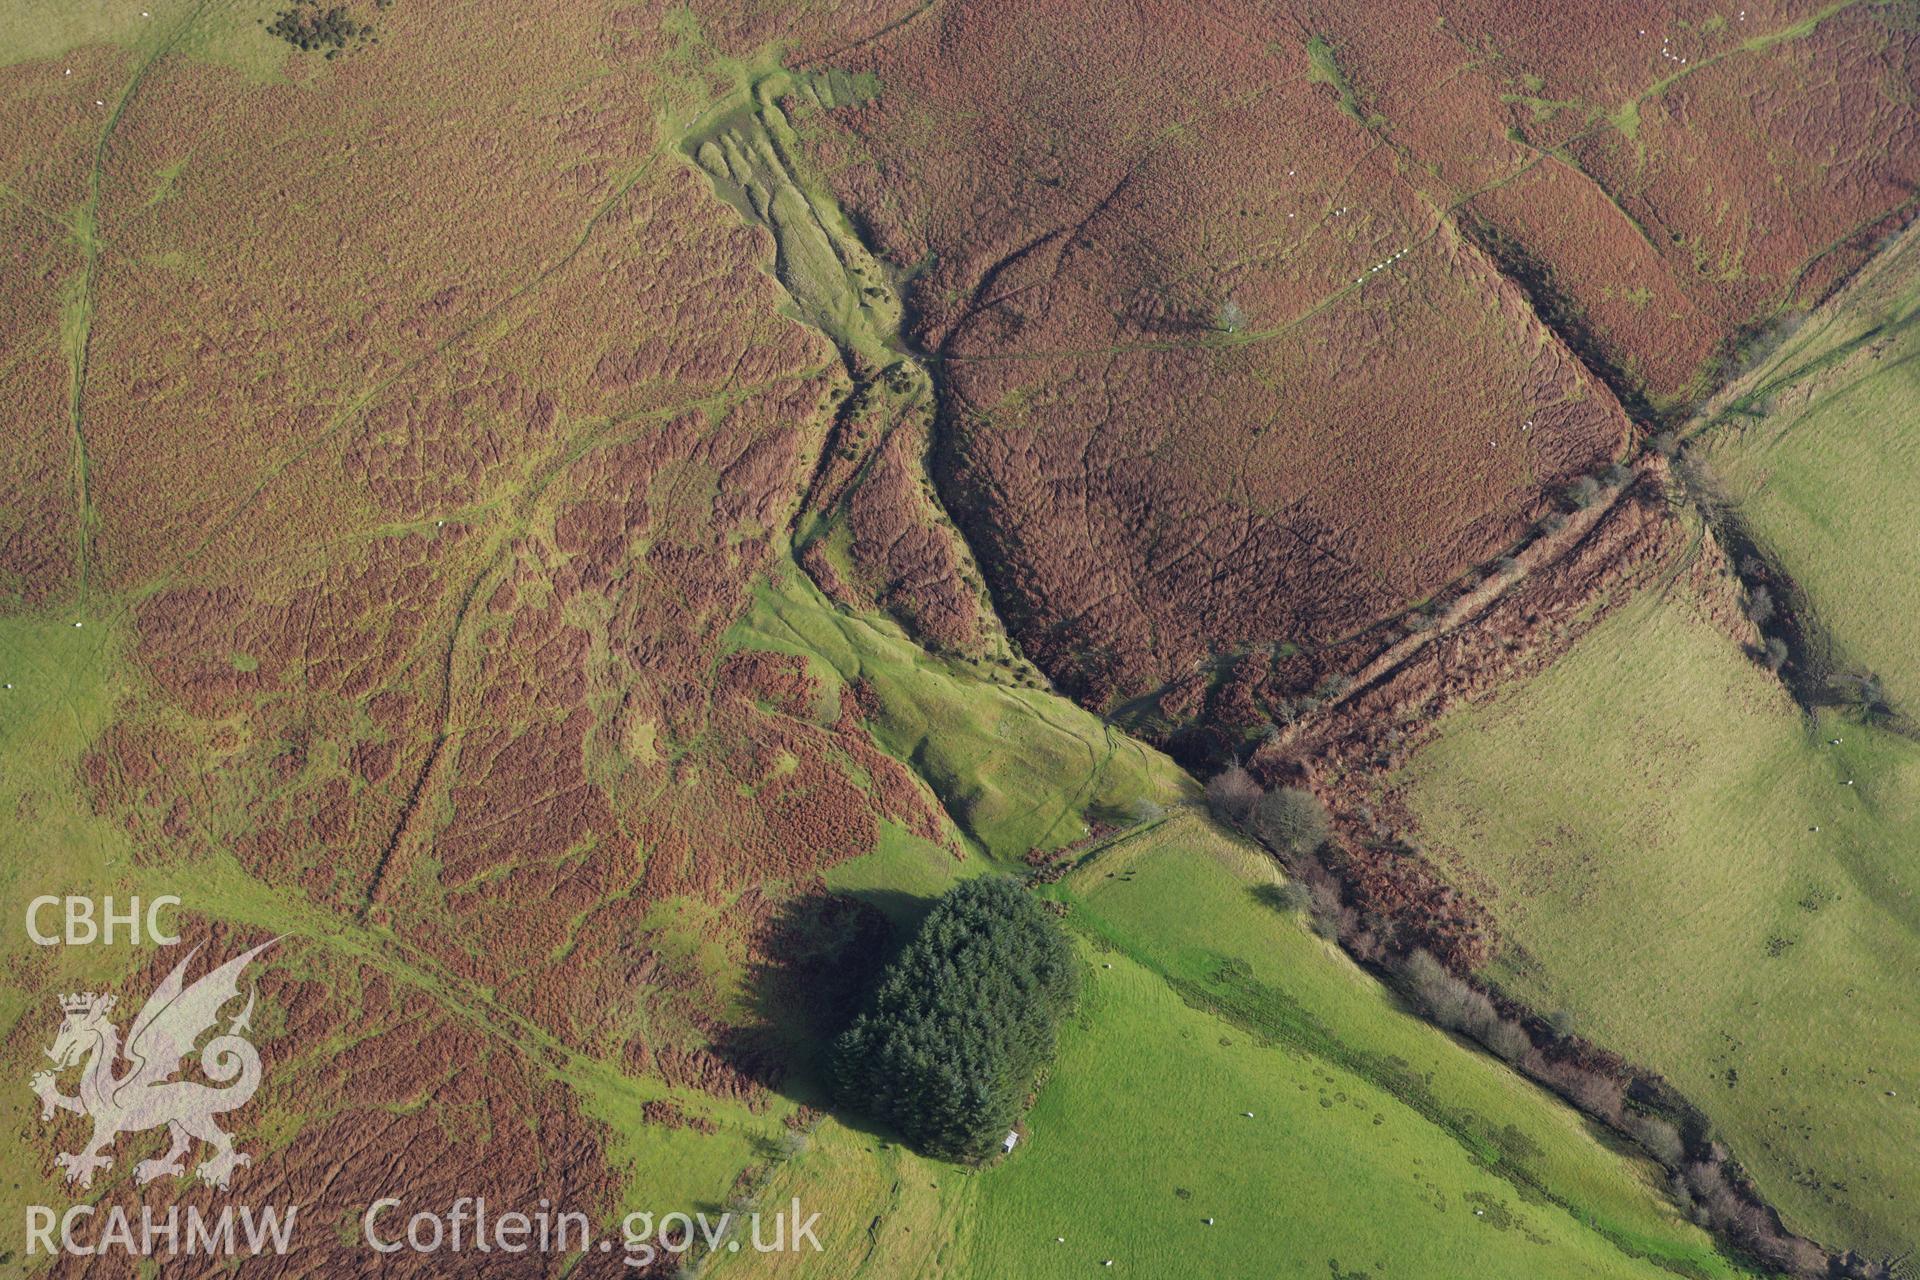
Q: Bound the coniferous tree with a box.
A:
[831,877,1076,1159]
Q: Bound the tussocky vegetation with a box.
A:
[3,2,1918,1276]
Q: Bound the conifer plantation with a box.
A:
[831,878,1078,1159]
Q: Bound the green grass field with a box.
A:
[709,814,1747,1280]
[0,609,140,1113]
[0,0,285,78]
[1401,575,1920,1260]
[1696,223,1920,704]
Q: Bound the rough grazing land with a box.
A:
[0,0,1912,1275]
[1,1,955,1271]
[799,0,1920,731]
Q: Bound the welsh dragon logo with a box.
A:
[29,941,274,1191]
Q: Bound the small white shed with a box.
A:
[1001,1130,1020,1155]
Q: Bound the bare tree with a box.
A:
[1830,670,1894,725]
[1206,763,1262,823]
[1566,475,1603,509]
[1249,787,1330,858]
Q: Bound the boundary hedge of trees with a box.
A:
[1204,760,1885,1277]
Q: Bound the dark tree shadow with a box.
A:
[1248,882,1301,913]
[712,888,930,1111]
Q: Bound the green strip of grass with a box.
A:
[727,559,1195,860]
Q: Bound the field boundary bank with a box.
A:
[677,52,1908,1280]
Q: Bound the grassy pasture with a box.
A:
[1698,224,1920,702]
[710,815,1745,1280]
[1402,577,1920,1260]
[0,0,289,79]
[820,819,985,931]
